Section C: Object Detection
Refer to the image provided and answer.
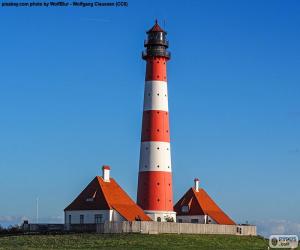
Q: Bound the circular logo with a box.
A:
[271,237,278,247]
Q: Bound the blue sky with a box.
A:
[0,0,299,236]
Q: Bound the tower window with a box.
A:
[157,147,160,150]
[157,165,160,168]
[157,198,160,202]
[157,129,160,132]
[157,182,160,185]
[157,93,159,96]
[157,75,159,78]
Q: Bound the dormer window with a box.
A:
[181,205,189,213]
[86,190,97,202]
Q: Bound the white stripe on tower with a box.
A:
[139,141,172,172]
[143,81,169,112]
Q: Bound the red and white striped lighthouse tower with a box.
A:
[137,21,176,222]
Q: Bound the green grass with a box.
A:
[0,233,273,250]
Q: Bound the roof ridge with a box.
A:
[97,177,151,221]
[192,187,205,211]
[96,176,112,209]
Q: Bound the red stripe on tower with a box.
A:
[137,20,176,222]
[141,110,170,142]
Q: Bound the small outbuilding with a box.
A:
[64,166,151,225]
[174,178,235,225]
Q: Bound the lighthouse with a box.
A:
[137,21,176,222]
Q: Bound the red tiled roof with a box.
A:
[64,177,110,211]
[65,176,151,221]
[174,187,235,225]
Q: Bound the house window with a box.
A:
[178,219,182,223]
[157,217,161,222]
[95,214,103,224]
[181,205,189,213]
[80,215,84,224]
[191,219,199,223]
[68,215,71,224]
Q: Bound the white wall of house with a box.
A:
[112,210,125,222]
[65,210,111,224]
[65,209,127,224]
[176,215,216,224]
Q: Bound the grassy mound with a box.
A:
[0,233,270,250]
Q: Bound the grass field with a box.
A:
[0,233,274,250]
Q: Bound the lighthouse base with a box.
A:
[144,210,176,222]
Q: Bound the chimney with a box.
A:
[194,178,200,192]
[102,165,111,182]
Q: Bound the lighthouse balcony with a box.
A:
[144,39,169,47]
[142,50,171,60]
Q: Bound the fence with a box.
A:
[96,221,256,236]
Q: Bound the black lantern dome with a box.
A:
[142,20,170,60]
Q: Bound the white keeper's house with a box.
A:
[174,178,235,225]
[64,166,151,225]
